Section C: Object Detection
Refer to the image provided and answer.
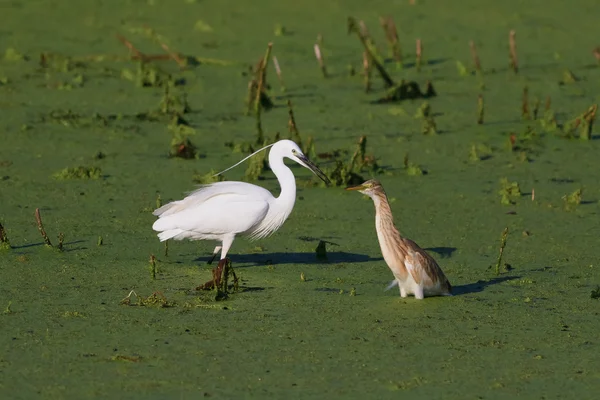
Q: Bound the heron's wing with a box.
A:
[405,240,445,286]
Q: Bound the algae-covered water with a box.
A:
[1,0,600,398]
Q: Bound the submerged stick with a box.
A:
[116,34,147,61]
[150,254,157,280]
[254,43,273,144]
[477,94,484,124]
[495,227,509,276]
[469,40,482,73]
[362,51,372,92]
[314,43,328,78]
[57,233,64,252]
[348,17,395,88]
[272,55,286,91]
[380,16,403,67]
[0,223,10,249]
[509,30,518,73]
[522,87,530,119]
[287,100,302,147]
[34,208,53,247]
[416,39,422,72]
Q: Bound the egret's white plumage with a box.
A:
[152,139,330,263]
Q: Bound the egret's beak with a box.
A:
[345,183,367,191]
[298,154,331,185]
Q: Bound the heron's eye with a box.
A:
[291,149,297,154]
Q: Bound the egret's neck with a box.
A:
[269,149,296,211]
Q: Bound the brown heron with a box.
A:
[346,179,452,299]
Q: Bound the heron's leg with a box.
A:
[207,245,222,265]
[399,285,408,298]
[413,285,424,300]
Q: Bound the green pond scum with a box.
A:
[1,0,600,398]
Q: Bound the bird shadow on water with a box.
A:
[452,275,520,296]
[424,247,457,258]
[192,251,383,267]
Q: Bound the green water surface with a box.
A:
[1,0,599,398]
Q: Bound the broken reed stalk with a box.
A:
[287,100,302,147]
[495,227,509,276]
[522,87,530,119]
[150,254,157,280]
[57,233,64,252]
[34,208,53,247]
[544,96,552,111]
[0,222,10,249]
[379,16,403,67]
[362,51,372,92]
[580,104,598,140]
[477,94,484,124]
[313,43,328,78]
[348,17,395,88]
[531,97,540,120]
[254,43,273,144]
[272,55,286,91]
[593,47,600,65]
[116,34,147,61]
[509,30,518,73]
[416,39,422,72]
[158,41,186,68]
[469,40,482,73]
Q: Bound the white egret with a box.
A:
[346,179,452,299]
[152,139,330,287]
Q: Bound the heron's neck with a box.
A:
[269,150,296,213]
[373,191,401,238]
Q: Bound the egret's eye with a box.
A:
[291,149,297,154]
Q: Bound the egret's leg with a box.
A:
[197,236,235,291]
[219,235,235,260]
[207,245,222,265]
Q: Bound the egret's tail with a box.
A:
[156,229,185,242]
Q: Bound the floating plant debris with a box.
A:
[53,166,102,180]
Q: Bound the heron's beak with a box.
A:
[298,154,331,185]
[345,183,367,191]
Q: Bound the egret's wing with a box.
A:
[154,193,270,237]
[154,182,271,218]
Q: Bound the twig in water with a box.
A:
[314,43,327,78]
[348,17,394,88]
[150,254,157,280]
[287,100,302,147]
[522,87,530,119]
[34,208,53,247]
[0,223,10,249]
[362,51,371,92]
[57,233,64,252]
[477,94,484,124]
[116,34,147,61]
[495,227,509,275]
[254,43,273,144]
[469,40,482,73]
[380,16,403,67]
[272,56,286,91]
[509,30,518,73]
[416,39,423,72]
